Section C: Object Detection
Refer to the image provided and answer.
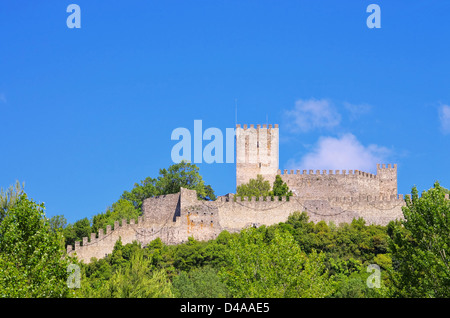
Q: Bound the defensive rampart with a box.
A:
[67,188,446,263]
[278,164,398,199]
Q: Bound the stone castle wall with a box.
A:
[67,187,444,263]
[66,123,421,263]
[278,164,397,199]
[279,169,380,198]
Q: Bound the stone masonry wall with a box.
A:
[279,164,398,199]
[279,169,380,198]
[216,194,407,231]
[66,188,447,263]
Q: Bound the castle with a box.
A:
[68,124,412,263]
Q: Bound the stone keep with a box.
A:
[236,124,279,188]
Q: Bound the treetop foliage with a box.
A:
[236,174,293,200]
[388,181,449,297]
[122,160,216,210]
[0,180,25,224]
[0,193,72,297]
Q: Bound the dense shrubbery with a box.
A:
[71,211,393,298]
[62,210,381,298]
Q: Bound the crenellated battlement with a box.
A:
[220,192,450,209]
[377,163,397,170]
[277,168,377,178]
[236,124,279,130]
[231,195,289,202]
[222,193,408,204]
[66,217,145,254]
[327,194,405,203]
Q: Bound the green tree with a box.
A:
[269,175,293,200]
[91,199,140,234]
[219,226,335,297]
[284,211,314,239]
[80,252,173,298]
[121,176,158,211]
[0,193,71,297]
[48,214,67,233]
[236,174,271,199]
[121,161,215,206]
[155,161,215,200]
[172,266,229,298]
[172,237,210,271]
[237,174,294,201]
[0,180,25,223]
[387,182,450,297]
[332,270,386,298]
[63,217,92,247]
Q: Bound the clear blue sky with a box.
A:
[1,1,449,224]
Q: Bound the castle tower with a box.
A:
[377,164,398,197]
[236,124,279,189]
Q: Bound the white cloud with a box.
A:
[343,102,372,120]
[286,134,390,173]
[284,98,341,132]
[438,104,450,134]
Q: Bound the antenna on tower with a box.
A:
[235,98,238,127]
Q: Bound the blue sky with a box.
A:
[1,1,449,223]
